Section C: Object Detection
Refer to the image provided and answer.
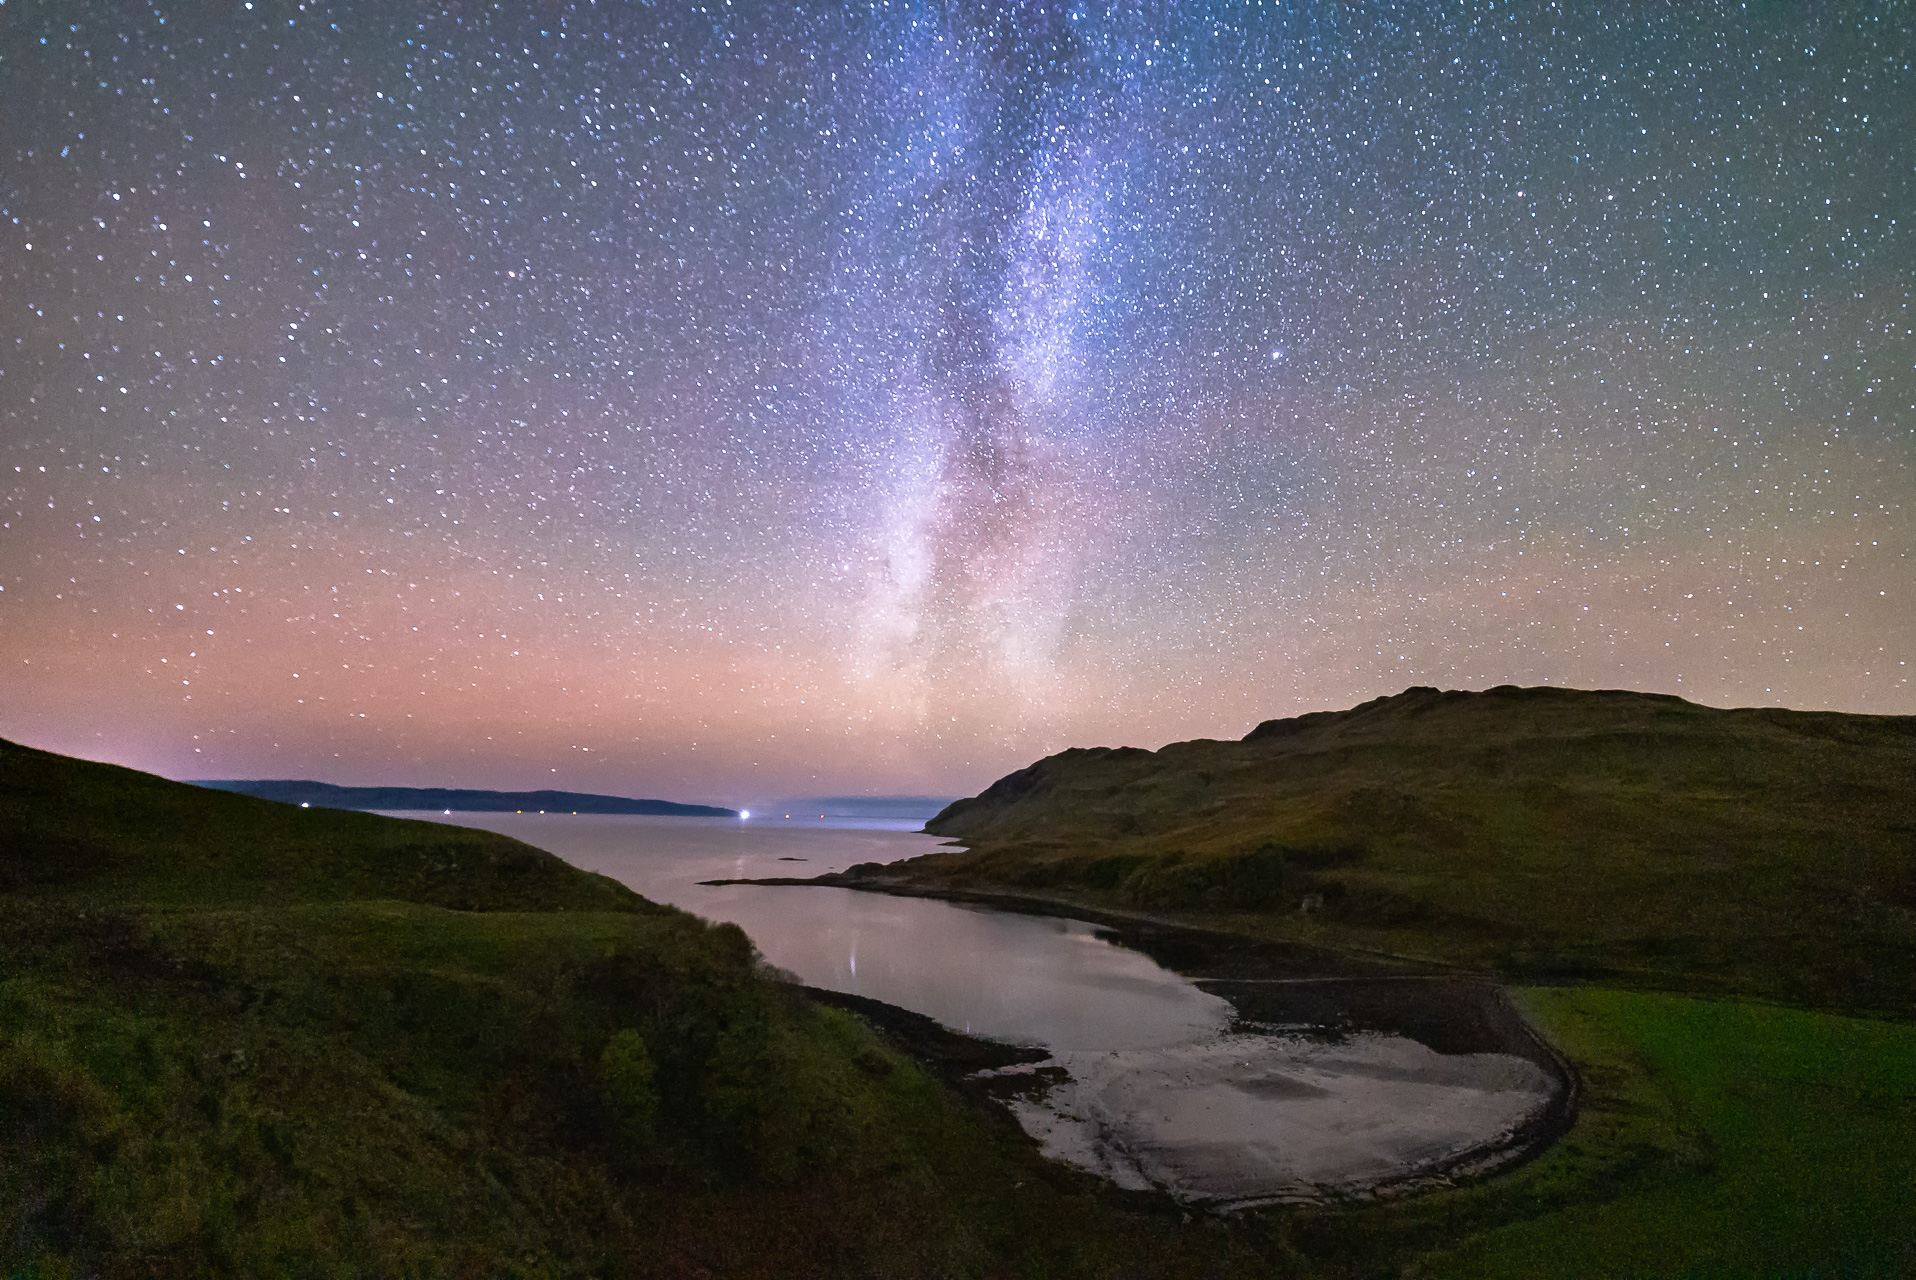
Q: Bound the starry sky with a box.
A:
[2,1,1911,806]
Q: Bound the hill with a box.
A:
[193,778,736,817]
[893,685,1916,1014]
[6,729,1914,1276]
[0,738,1250,1277]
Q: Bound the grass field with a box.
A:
[1268,987,1916,1278]
[1426,989,1916,1279]
[0,894,1302,1278]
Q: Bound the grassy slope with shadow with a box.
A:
[0,737,1290,1279]
[910,685,1916,1015]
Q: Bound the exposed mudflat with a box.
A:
[721,875,1577,1206]
[983,1028,1559,1206]
[495,828,1575,1208]
[774,890,1577,1205]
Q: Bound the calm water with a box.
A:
[392,812,1230,1050]
[398,811,1563,1203]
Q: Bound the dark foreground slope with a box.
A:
[906,686,1916,1014]
[194,778,736,817]
[0,739,1265,1278]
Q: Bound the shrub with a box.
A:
[600,1030,659,1148]
[1119,846,1287,910]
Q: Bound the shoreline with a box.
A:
[757,873,1581,1207]
[796,985,1051,1083]
[704,869,1453,981]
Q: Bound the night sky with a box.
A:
[3,2,1910,806]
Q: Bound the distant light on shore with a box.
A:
[740,809,751,820]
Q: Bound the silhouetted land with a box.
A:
[782,795,959,816]
[194,778,736,817]
[878,685,1916,1016]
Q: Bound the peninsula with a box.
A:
[697,685,1916,1272]
[828,685,1916,1015]
[194,778,737,817]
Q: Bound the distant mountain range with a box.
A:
[194,779,737,817]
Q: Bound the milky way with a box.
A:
[2,2,1910,804]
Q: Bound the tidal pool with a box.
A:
[397,812,1568,1205]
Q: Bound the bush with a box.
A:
[694,992,867,1183]
[1077,854,1150,890]
[600,1029,659,1148]
[1119,846,1287,910]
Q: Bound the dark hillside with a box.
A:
[1,738,644,911]
[0,739,1255,1277]
[911,686,1916,1013]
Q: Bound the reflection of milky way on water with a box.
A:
[405,813,1564,1202]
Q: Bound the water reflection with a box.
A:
[400,811,1567,1203]
[393,812,1230,1051]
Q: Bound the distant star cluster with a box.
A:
[2,2,1910,803]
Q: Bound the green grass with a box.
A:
[0,895,1282,1278]
[7,733,1913,1276]
[1268,989,1915,1278]
[0,736,646,913]
[909,686,1916,1015]
[1422,989,1916,1279]
[0,737,1288,1278]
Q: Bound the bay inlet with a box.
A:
[395,812,1569,1205]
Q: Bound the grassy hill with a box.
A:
[904,685,1916,1015]
[6,717,1912,1277]
[2,743,646,913]
[0,738,1271,1278]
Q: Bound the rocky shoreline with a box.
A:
[797,985,1051,1083]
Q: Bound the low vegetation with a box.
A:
[6,701,1912,1276]
[914,685,1916,1015]
[1252,986,1916,1278]
[1424,988,1916,1278]
[0,738,1265,1277]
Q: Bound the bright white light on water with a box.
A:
[739,809,751,820]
